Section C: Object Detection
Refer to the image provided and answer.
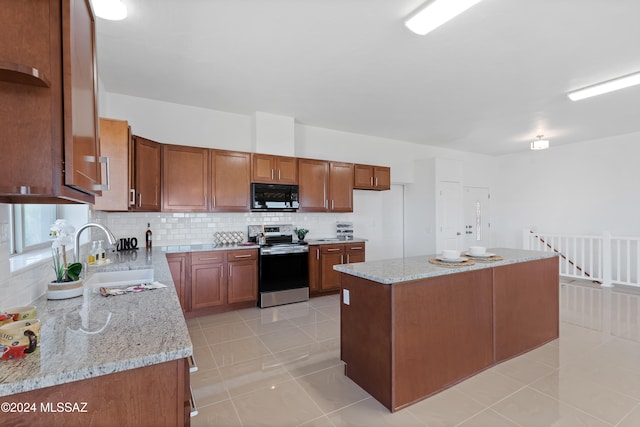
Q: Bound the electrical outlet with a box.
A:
[343,289,350,305]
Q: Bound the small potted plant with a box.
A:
[48,219,84,300]
[294,227,309,242]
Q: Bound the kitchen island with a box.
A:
[334,248,559,412]
[0,248,193,426]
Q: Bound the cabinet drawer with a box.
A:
[228,248,258,261]
[346,244,365,253]
[191,251,226,265]
[321,244,345,254]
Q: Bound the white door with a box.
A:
[437,181,462,252]
[463,187,491,249]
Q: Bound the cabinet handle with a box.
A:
[271,169,274,180]
[370,176,373,186]
[189,385,199,418]
[341,255,344,264]
[212,195,216,208]
[228,264,232,278]
[326,248,341,252]
[188,355,198,373]
[316,249,320,260]
[375,177,378,187]
[278,169,281,180]
[233,254,252,259]
[138,193,142,208]
[350,246,363,250]
[94,156,111,191]
[198,257,220,261]
[324,200,328,209]
[129,189,135,206]
[331,200,334,210]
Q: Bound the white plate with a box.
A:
[464,252,496,258]
[436,256,469,263]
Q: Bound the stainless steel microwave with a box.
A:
[251,183,299,211]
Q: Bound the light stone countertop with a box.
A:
[333,248,559,284]
[0,247,192,397]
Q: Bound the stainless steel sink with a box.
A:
[84,269,154,288]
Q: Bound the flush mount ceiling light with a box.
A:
[530,135,549,151]
[405,0,484,35]
[92,0,127,21]
[568,71,640,101]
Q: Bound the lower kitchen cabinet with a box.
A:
[190,251,227,310]
[166,252,188,311]
[2,358,190,427]
[227,250,258,304]
[167,249,258,316]
[309,243,366,294]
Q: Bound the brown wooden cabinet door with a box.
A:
[354,165,374,189]
[227,259,258,304]
[92,118,131,211]
[211,150,251,211]
[275,156,298,184]
[251,154,276,183]
[298,159,329,212]
[346,243,366,264]
[63,0,101,196]
[167,253,188,311]
[163,144,209,212]
[329,162,354,212]
[308,245,322,292]
[320,244,345,291]
[132,136,161,211]
[251,154,298,184]
[374,166,391,190]
[191,262,226,309]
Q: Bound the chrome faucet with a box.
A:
[74,223,117,263]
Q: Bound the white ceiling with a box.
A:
[95,0,640,156]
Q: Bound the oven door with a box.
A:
[259,250,309,308]
[259,251,309,293]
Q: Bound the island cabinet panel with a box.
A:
[2,359,189,427]
[493,256,559,362]
[163,144,209,212]
[340,274,393,409]
[392,269,494,409]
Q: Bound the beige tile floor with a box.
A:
[188,280,640,426]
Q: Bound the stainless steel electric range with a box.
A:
[248,224,309,308]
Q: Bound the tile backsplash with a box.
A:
[91,210,354,248]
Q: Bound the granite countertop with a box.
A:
[333,248,559,284]
[306,237,367,245]
[160,243,260,253]
[0,247,192,398]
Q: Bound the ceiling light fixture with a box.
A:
[405,0,484,36]
[568,71,640,101]
[530,135,549,151]
[92,0,127,21]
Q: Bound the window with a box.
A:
[10,204,59,254]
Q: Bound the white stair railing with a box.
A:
[523,230,640,288]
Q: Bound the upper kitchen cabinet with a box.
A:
[354,164,391,191]
[211,150,251,211]
[92,118,131,211]
[0,0,102,203]
[163,145,209,212]
[131,136,161,211]
[298,159,353,212]
[251,154,298,184]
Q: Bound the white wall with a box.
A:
[492,131,640,248]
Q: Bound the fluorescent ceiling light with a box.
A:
[568,71,640,101]
[92,0,127,21]
[530,135,549,151]
[405,0,484,35]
